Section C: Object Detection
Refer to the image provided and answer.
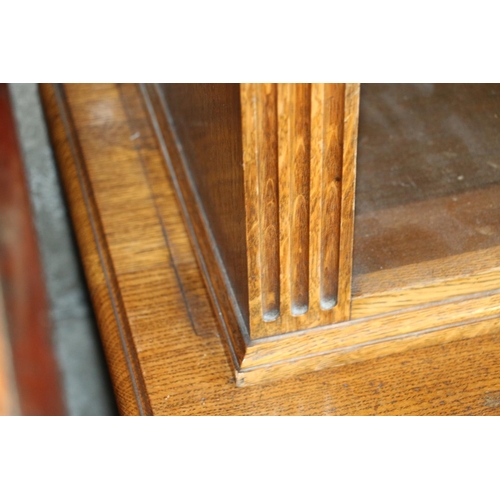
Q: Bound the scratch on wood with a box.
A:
[483,391,500,408]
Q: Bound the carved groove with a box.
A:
[320,83,345,309]
[257,84,280,321]
[241,83,358,338]
[288,84,311,315]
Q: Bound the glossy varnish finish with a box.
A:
[161,84,250,326]
[144,82,500,385]
[156,84,359,341]
[143,84,248,365]
[241,83,359,338]
[40,83,500,414]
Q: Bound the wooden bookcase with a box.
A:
[141,83,500,385]
[40,83,500,415]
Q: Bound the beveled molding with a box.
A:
[146,84,359,342]
[41,82,500,390]
[141,83,500,386]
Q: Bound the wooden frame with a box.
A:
[240,83,359,336]
[39,82,500,397]
[143,84,360,358]
[146,84,359,342]
[39,82,500,415]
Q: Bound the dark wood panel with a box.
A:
[354,84,500,275]
[357,83,500,213]
[0,84,66,415]
[160,84,249,326]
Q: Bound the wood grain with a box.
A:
[246,83,280,321]
[239,289,500,381]
[40,83,152,415]
[40,83,500,414]
[160,84,249,326]
[152,84,359,341]
[352,245,500,318]
[313,83,345,310]
[241,83,359,338]
[283,83,311,316]
[142,84,248,366]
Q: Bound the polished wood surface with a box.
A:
[161,84,250,326]
[40,82,500,414]
[240,83,359,337]
[41,83,150,415]
[0,84,65,416]
[144,82,500,386]
[156,84,359,341]
[352,245,500,318]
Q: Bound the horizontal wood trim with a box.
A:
[238,314,500,386]
[241,289,500,372]
[352,245,500,318]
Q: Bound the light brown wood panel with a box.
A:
[352,245,500,318]
[40,83,500,414]
[241,83,360,338]
[40,83,152,415]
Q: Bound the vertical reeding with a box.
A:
[241,84,262,332]
[278,84,291,320]
[290,84,311,315]
[244,82,358,337]
[309,84,324,314]
[320,83,345,310]
[257,84,280,321]
[337,83,360,319]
